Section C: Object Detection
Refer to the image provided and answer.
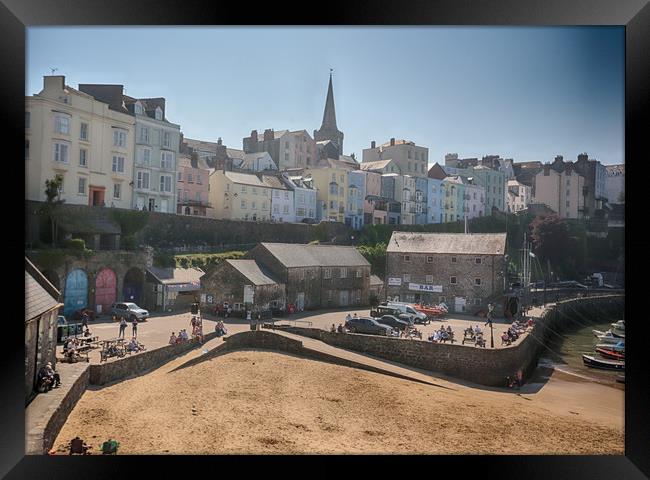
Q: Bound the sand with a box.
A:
[52,349,624,455]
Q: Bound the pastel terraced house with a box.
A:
[209,171,271,221]
[177,153,211,216]
[26,76,135,208]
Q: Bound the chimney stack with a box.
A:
[217,137,222,146]
[263,129,274,141]
[371,141,376,149]
[390,138,395,146]
[251,130,258,142]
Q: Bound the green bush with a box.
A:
[111,210,149,236]
[64,238,86,250]
[121,235,136,250]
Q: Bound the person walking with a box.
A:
[131,317,138,338]
[118,317,127,339]
[81,311,89,330]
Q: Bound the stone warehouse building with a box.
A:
[200,259,286,314]
[385,232,507,313]
[247,242,371,310]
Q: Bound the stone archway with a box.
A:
[123,267,144,305]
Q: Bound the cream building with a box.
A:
[304,159,352,223]
[531,164,585,218]
[362,138,429,178]
[507,179,531,213]
[209,171,272,221]
[26,76,135,207]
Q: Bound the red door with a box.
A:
[95,268,117,314]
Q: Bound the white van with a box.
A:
[386,302,429,324]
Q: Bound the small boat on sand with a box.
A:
[616,375,625,384]
[582,354,625,371]
[595,347,625,361]
[593,329,625,339]
[611,320,625,331]
[595,342,625,352]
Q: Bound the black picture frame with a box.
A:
[4,0,647,477]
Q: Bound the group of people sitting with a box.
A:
[462,325,486,347]
[37,362,61,392]
[190,316,204,343]
[345,313,359,322]
[428,325,454,343]
[62,337,86,362]
[126,336,143,353]
[215,320,227,337]
[330,323,347,333]
[169,329,190,345]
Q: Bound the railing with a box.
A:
[178,199,212,208]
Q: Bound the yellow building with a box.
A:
[208,171,272,221]
[304,159,353,223]
[26,76,135,208]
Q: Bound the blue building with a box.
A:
[381,174,401,225]
[427,177,444,223]
[346,170,366,230]
[414,176,429,224]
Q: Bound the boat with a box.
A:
[593,329,625,339]
[595,342,625,352]
[595,347,625,361]
[582,354,625,371]
[611,320,625,331]
[616,375,625,384]
[595,335,625,345]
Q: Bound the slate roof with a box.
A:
[370,274,383,286]
[224,171,267,187]
[227,148,245,160]
[259,243,370,268]
[225,259,280,286]
[147,267,204,285]
[360,159,394,171]
[25,257,61,323]
[387,232,507,256]
[261,175,288,190]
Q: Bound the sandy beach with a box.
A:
[52,346,624,455]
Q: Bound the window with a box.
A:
[252,201,257,209]
[78,177,86,195]
[113,129,127,147]
[403,274,410,282]
[136,171,150,189]
[196,192,201,202]
[155,107,163,120]
[283,205,289,214]
[54,114,70,134]
[451,257,457,263]
[178,172,182,182]
[161,151,173,170]
[356,270,362,278]
[241,185,247,193]
[475,257,482,264]
[475,278,481,286]
[53,142,69,163]
[79,149,87,167]
[142,148,151,165]
[284,153,289,162]
[160,175,172,192]
[404,255,411,262]
[426,275,433,283]
[140,127,149,144]
[340,268,348,278]
[135,103,143,115]
[188,174,194,183]
[80,122,89,141]
[566,200,570,207]
[262,201,267,209]
[252,187,257,195]
[162,131,171,149]
[196,175,202,185]
[112,156,125,173]
[183,190,188,201]
[324,268,331,279]
[474,298,481,306]
[113,183,121,199]
[273,205,279,214]
[241,200,247,209]
[450,276,457,284]
[284,191,289,200]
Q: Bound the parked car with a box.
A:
[385,302,429,324]
[370,305,415,323]
[376,315,410,332]
[345,317,396,336]
[110,302,149,321]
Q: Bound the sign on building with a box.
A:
[388,277,402,286]
[408,283,442,293]
[243,285,254,304]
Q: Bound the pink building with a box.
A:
[177,153,211,216]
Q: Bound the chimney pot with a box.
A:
[390,138,395,146]
[371,141,376,149]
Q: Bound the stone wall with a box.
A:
[26,199,353,249]
[88,331,218,386]
[267,294,624,386]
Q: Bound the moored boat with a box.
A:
[582,354,625,371]
[595,347,625,361]
[593,329,625,340]
[595,342,625,352]
[611,320,625,331]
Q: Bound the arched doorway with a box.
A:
[123,268,144,305]
[95,268,117,314]
[64,269,88,317]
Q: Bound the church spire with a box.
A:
[320,69,337,130]
[314,69,344,157]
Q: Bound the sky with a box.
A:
[27,27,624,165]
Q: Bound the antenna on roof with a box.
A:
[50,67,58,75]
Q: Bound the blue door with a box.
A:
[64,269,88,317]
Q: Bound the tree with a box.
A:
[529,215,569,274]
[42,174,65,247]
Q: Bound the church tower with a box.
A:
[314,71,344,157]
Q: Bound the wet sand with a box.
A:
[52,348,623,455]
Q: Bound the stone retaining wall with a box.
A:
[89,331,218,385]
[267,294,624,386]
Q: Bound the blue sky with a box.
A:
[27,27,624,165]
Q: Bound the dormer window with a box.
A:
[155,106,163,120]
[134,102,143,115]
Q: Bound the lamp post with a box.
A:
[488,303,495,348]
